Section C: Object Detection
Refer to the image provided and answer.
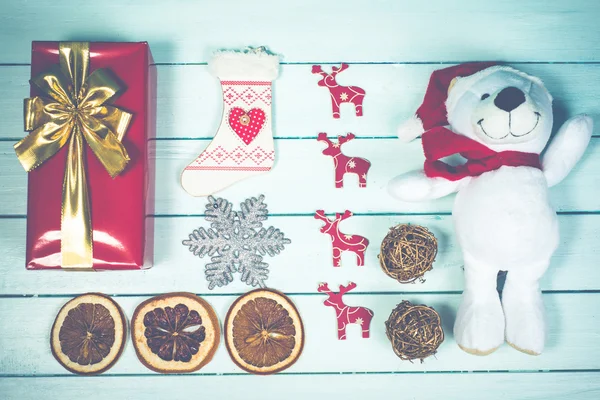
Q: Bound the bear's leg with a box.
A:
[454,254,505,355]
[502,260,549,355]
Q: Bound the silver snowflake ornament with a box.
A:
[182,194,291,289]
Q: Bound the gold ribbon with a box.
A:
[15,42,132,269]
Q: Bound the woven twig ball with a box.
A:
[379,224,438,283]
[385,300,444,362]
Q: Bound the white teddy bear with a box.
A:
[388,63,593,355]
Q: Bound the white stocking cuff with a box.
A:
[209,48,280,81]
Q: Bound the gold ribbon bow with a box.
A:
[15,42,132,269]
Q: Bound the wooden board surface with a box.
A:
[1,294,599,375]
[1,0,599,63]
[1,214,599,295]
[1,64,599,141]
[1,139,599,216]
[0,0,599,399]
[2,373,599,400]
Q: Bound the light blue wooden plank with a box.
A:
[0,0,599,63]
[1,138,598,216]
[0,294,599,375]
[0,214,599,295]
[1,64,599,141]
[91,136,600,215]
[2,372,600,400]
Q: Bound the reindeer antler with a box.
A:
[317,132,333,144]
[331,63,349,75]
[337,133,355,145]
[339,282,357,294]
[311,65,326,75]
[314,209,330,222]
[334,210,353,221]
[339,210,353,221]
[317,282,332,293]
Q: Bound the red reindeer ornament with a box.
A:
[312,64,365,118]
[317,133,371,188]
[318,282,374,340]
[315,210,369,267]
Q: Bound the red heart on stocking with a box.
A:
[228,107,266,145]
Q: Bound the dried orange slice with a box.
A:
[131,292,220,373]
[225,289,304,374]
[50,293,126,375]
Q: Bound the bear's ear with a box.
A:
[531,76,553,103]
[448,77,459,94]
[522,72,553,103]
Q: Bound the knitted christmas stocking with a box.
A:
[181,49,279,196]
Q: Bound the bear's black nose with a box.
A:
[494,87,526,112]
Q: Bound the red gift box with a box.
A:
[23,42,156,270]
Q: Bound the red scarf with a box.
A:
[422,127,541,181]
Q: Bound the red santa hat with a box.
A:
[397,62,497,142]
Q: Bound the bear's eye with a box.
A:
[481,93,490,100]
